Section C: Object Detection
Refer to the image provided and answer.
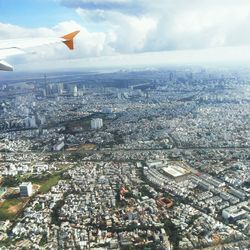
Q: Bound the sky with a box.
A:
[1,0,250,71]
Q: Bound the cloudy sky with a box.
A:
[1,0,250,71]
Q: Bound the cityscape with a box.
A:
[0,67,249,249]
[1,0,250,249]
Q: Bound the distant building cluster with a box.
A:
[0,68,249,249]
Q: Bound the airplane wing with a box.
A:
[0,30,80,71]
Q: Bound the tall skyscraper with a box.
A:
[91,118,103,129]
[73,85,78,97]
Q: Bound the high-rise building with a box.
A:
[169,71,176,81]
[24,116,37,128]
[73,85,78,97]
[19,182,33,197]
[58,83,64,95]
[30,116,37,128]
[46,83,53,96]
[91,118,103,129]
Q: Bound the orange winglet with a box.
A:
[61,30,80,50]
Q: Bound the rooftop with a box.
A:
[163,164,189,178]
[20,182,32,186]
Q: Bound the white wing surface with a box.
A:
[0,30,80,71]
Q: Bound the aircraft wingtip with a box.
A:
[61,30,80,50]
[62,30,80,40]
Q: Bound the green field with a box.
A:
[0,174,61,220]
[37,174,61,194]
[0,198,26,220]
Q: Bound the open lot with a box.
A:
[0,198,28,220]
[37,174,60,194]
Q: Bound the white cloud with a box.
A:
[111,14,156,52]
[66,0,250,51]
[76,8,156,52]
[2,0,250,70]
[144,0,250,50]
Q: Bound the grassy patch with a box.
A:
[37,175,60,194]
[0,198,27,220]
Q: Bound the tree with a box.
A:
[2,176,20,187]
[39,233,47,246]
[163,219,181,250]
[188,214,200,226]
[51,199,64,225]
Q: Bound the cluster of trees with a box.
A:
[140,185,154,198]
[47,153,61,163]
[113,131,125,145]
[163,218,181,250]
[2,176,20,187]
[187,214,200,226]
[39,233,47,246]
[51,191,70,225]
[67,151,87,162]
[51,199,64,225]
